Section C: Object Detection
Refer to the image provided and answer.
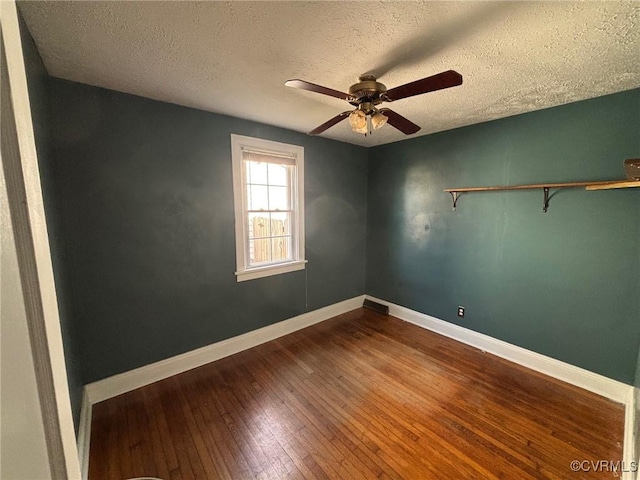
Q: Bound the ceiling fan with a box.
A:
[285,70,463,136]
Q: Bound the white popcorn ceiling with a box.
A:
[19,1,640,147]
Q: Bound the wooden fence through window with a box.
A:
[250,216,289,263]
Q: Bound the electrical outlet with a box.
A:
[457,306,465,318]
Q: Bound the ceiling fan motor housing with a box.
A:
[348,74,387,109]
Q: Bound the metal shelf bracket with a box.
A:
[444,166,640,213]
[542,187,550,213]
[449,191,460,211]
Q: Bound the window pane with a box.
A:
[249,238,271,265]
[268,186,289,210]
[270,212,291,236]
[268,163,289,186]
[248,213,271,239]
[271,236,292,262]
[232,135,304,279]
[246,161,268,185]
[248,185,269,210]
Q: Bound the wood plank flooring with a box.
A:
[89,308,624,479]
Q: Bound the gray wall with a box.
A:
[366,89,640,384]
[18,12,84,431]
[47,79,368,384]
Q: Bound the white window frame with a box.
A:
[231,134,306,282]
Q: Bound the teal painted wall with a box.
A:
[366,89,640,384]
[30,33,640,389]
[18,13,84,431]
[47,79,368,384]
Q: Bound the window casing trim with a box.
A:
[231,134,305,282]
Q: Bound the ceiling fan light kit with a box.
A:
[348,109,367,132]
[371,111,388,130]
[348,103,388,136]
[285,70,463,137]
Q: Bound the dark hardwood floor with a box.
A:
[89,308,624,479]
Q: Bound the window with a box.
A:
[231,134,305,282]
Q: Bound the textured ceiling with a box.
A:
[19,1,640,147]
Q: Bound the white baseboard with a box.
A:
[79,295,365,479]
[79,293,636,479]
[85,295,365,405]
[366,295,636,476]
[77,389,92,480]
[623,388,637,480]
[366,295,631,403]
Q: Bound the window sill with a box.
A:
[235,260,307,282]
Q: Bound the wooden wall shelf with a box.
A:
[444,179,639,212]
[585,180,640,191]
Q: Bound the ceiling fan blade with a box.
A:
[285,79,350,101]
[308,111,352,135]
[378,109,421,135]
[384,70,463,102]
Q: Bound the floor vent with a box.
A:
[363,299,389,315]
